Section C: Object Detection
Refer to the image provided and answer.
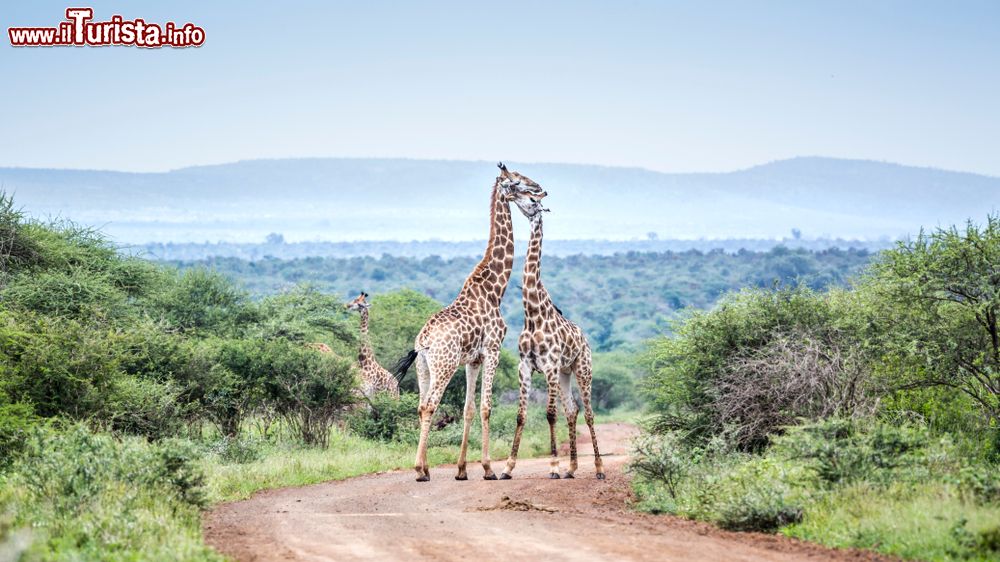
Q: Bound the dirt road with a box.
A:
[205,423,888,562]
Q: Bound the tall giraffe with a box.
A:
[346,292,400,398]
[395,163,546,482]
[501,197,604,480]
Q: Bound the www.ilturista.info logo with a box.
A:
[8,8,205,48]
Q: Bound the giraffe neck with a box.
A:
[358,307,375,364]
[522,215,552,318]
[458,180,514,306]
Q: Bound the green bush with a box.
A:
[348,392,419,441]
[0,393,36,469]
[209,435,264,464]
[643,285,865,449]
[771,418,935,486]
[0,311,122,419]
[151,268,256,335]
[3,425,219,561]
[103,376,186,440]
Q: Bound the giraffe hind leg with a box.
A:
[455,362,481,480]
[544,369,561,478]
[575,353,604,479]
[559,370,580,478]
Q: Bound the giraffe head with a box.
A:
[345,292,371,311]
[497,162,548,219]
[497,162,546,200]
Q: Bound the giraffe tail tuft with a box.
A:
[393,349,419,382]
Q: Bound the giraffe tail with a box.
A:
[393,349,419,382]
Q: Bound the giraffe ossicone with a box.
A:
[395,164,546,482]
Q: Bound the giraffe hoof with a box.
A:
[483,473,498,481]
[416,474,430,482]
[563,473,575,479]
[549,473,561,479]
[499,473,512,480]
[596,473,606,480]
[455,474,468,481]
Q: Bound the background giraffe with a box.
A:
[501,197,604,480]
[346,292,400,398]
[395,163,546,482]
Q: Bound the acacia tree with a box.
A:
[872,215,1000,421]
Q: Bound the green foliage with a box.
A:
[348,392,420,441]
[2,425,219,561]
[591,351,642,412]
[151,268,256,335]
[0,392,36,469]
[866,215,1000,422]
[0,310,122,419]
[254,285,354,345]
[643,285,864,449]
[772,418,938,486]
[170,246,873,350]
[632,419,1000,559]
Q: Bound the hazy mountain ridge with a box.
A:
[3,157,997,244]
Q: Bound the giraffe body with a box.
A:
[501,207,604,480]
[346,293,399,398]
[397,164,546,482]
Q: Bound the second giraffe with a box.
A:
[501,190,604,480]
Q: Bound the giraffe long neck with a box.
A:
[458,180,514,306]
[522,215,551,318]
[358,308,375,363]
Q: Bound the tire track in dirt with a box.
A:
[204,423,892,562]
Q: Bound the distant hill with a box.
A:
[3,157,997,244]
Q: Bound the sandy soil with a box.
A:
[204,423,892,562]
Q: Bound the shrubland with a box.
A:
[0,192,623,560]
[634,216,1000,561]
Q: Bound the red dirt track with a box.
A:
[204,423,892,562]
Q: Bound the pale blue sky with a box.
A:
[2,1,998,175]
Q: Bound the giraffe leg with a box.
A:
[414,351,457,482]
[575,351,604,479]
[501,357,533,479]
[544,369,561,479]
[413,352,432,481]
[559,371,580,478]
[479,349,501,480]
[414,401,435,481]
[455,362,481,480]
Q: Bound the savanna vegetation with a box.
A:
[168,245,874,350]
[631,216,1000,561]
[4,185,996,561]
[0,193,586,561]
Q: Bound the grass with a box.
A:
[783,482,1000,562]
[630,419,1000,561]
[205,403,581,502]
[0,405,637,561]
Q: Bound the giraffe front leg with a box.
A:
[501,357,533,479]
[479,350,501,480]
[455,362,481,481]
[545,369,561,479]
[559,371,580,478]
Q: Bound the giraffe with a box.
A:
[305,342,334,354]
[500,195,605,480]
[345,292,400,398]
[395,163,546,482]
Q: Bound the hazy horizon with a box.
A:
[4,154,1000,180]
[5,156,996,245]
